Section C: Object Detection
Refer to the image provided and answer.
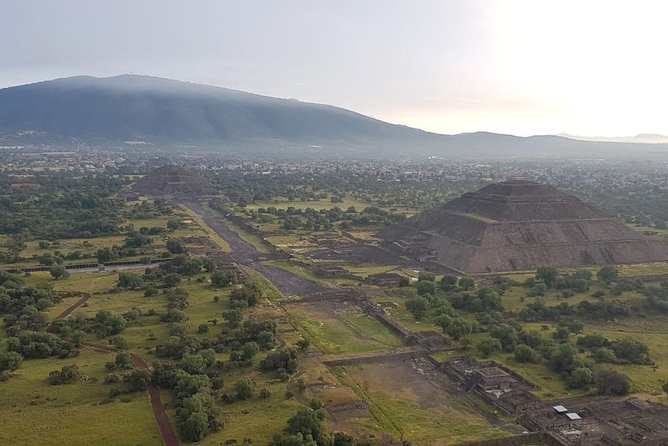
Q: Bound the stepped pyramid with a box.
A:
[379,180,668,274]
[133,165,216,197]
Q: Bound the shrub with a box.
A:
[48,364,81,385]
[514,344,539,363]
[477,338,502,357]
[568,367,593,389]
[234,377,256,400]
[595,369,631,395]
[458,277,475,290]
[406,296,429,320]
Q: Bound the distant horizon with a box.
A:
[2,72,667,142]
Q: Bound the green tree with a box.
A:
[514,344,539,363]
[416,280,436,296]
[458,277,475,290]
[0,351,23,372]
[477,338,502,357]
[223,309,243,327]
[47,364,81,385]
[235,377,256,400]
[547,344,579,374]
[124,368,149,391]
[211,271,237,288]
[114,352,132,369]
[180,411,209,442]
[283,409,327,446]
[567,320,585,334]
[49,264,69,280]
[597,266,619,283]
[446,318,473,340]
[166,239,186,254]
[568,367,593,389]
[241,341,260,361]
[418,271,436,282]
[117,272,144,289]
[489,324,519,351]
[406,296,429,320]
[592,347,617,363]
[433,314,452,333]
[439,275,458,290]
[536,267,559,288]
[96,247,115,263]
[595,369,631,395]
[111,336,129,350]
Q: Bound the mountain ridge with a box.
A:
[1,74,667,158]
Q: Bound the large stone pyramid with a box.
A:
[379,180,668,274]
[133,165,216,197]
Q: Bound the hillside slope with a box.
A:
[0,75,665,158]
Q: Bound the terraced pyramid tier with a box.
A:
[379,180,668,273]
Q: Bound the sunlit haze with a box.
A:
[1,0,667,136]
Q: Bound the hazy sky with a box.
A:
[1,0,667,136]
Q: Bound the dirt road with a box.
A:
[180,200,327,296]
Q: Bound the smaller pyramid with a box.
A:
[379,180,668,273]
[133,165,216,197]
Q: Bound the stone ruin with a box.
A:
[379,180,668,274]
[442,357,668,445]
[132,165,217,197]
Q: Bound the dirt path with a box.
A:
[47,292,91,331]
[130,354,179,446]
[52,292,179,446]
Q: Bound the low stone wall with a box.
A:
[457,432,568,446]
[5,257,172,273]
[359,300,412,340]
[291,259,362,281]
[322,350,424,367]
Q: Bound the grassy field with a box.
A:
[618,262,668,277]
[371,294,440,333]
[498,278,668,398]
[6,202,211,268]
[629,224,668,243]
[7,266,312,444]
[500,283,646,312]
[333,362,509,445]
[289,302,403,355]
[458,312,668,400]
[20,235,127,260]
[0,348,162,446]
[583,317,668,397]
